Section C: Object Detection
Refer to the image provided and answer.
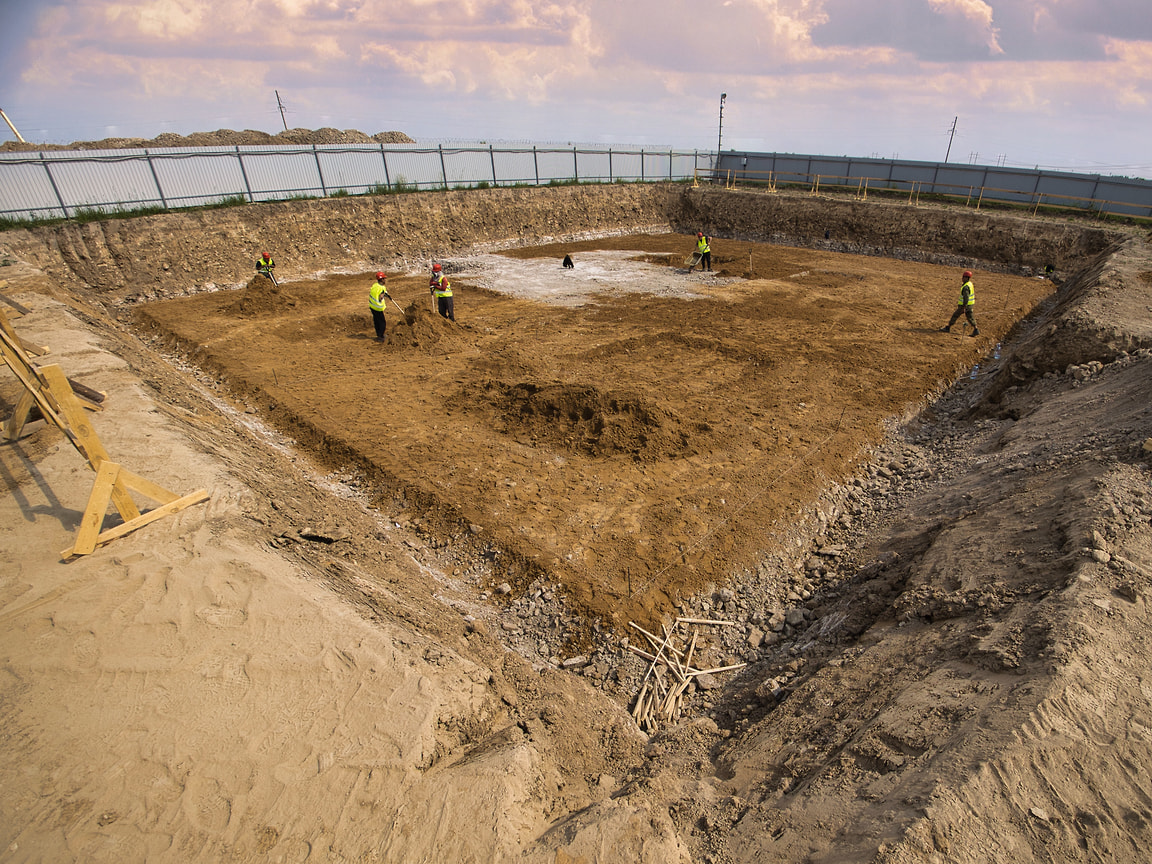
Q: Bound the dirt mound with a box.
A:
[224,276,299,316]
[0,127,415,152]
[450,381,693,460]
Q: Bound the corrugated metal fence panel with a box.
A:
[150,149,250,206]
[443,148,495,187]
[491,148,538,186]
[239,146,324,200]
[1094,178,1152,217]
[380,148,445,190]
[643,150,670,181]
[930,165,985,196]
[610,151,643,181]
[718,152,1152,217]
[535,148,579,184]
[0,155,67,218]
[671,151,704,180]
[316,145,390,194]
[44,150,163,212]
[576,151,611,183]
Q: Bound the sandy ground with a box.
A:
[2,187,1152,864]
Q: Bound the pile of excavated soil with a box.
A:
[2,186,1152,864]
[0,126,415,152]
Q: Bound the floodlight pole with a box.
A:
[717,93,727,157]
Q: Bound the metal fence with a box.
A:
[0,142,711,220]
[5,141,1150,222]
[714,152,1152,219]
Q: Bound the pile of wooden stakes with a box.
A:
[628,617,746,734]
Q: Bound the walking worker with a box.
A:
[256,251,277,284]
[941,269,979,336]
[689,232,712,273]
[369,272,391,342]
[429,263,455,322]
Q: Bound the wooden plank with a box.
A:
[61,488,209,559]
[4,389,35,441]
[0,287,30,316]
[72,461,121,555]
[19,336,49,357]
[0,329,68,435]
[39,364,141,522]
[116,466,180,505]
[676,617,739,627]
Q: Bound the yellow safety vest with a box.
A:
[957,279,975,306]
[697,236,710,254]
[369,281,388,311]
[431,273,452,298]
[257,256,274,273]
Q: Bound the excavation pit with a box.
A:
[134,232,1053,629]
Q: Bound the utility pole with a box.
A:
[275,90,288,131]
[944,115,957,162]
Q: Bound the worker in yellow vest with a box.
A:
[429,263,455,321]
[256,251,277,285]
[940,269,979,336]
[688,232,712,273]
[369,272,391,342]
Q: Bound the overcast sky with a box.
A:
[1,0,1149,177]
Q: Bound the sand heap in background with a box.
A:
[0,127,415,152]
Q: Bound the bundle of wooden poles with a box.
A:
[628,617,745,734]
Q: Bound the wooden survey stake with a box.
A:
[0,305,209,558]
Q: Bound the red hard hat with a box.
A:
[697,232,704,238]
[432,263,442,272]
[376,272,386,279]
[262,252,270,258]
[963,270,972,279]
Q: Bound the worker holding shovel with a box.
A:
[429,263,455,322]
[369,272,393,342]
[687,232,712,273]
[256,251,277,286]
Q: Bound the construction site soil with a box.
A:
[2,179,1152,864]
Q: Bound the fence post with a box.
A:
[573,146,578,183]
[609,148,613,183]
[533,146,539,185]
[143,149,169,210]
[39,153,69,218]
[489,144,497,187]
[439,144,448,190]
[312,144,328,196]
[379,143,391,190]
[640,149,645,183]
[235,146,254,202]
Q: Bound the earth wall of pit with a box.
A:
[0,184,1124,307]
[671,186,1120,275]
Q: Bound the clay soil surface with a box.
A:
[135,233,1050,632]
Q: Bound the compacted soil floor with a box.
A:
[135,232,1051,631]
